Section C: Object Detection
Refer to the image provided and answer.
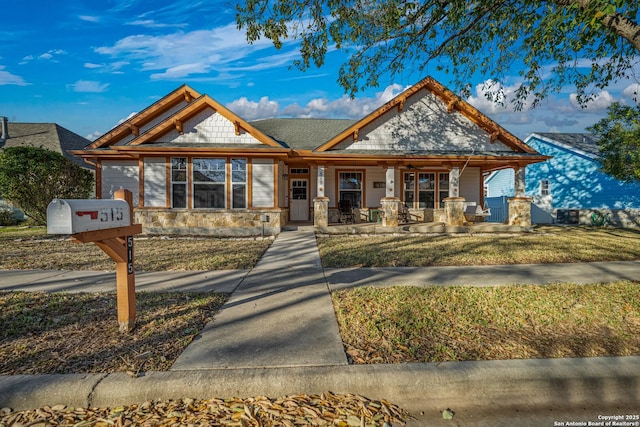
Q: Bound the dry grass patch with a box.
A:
[318,226,640,267]
[0,291,227,375]
[0,227,271,271]
[332,281,640,364]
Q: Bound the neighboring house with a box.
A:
[485,133,640,226]
[0,117,92,168]
[71,76,548,236]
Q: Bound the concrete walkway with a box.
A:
[2,229,640,425]
[171,230,348,370]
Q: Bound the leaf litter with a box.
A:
[0,392,409,426]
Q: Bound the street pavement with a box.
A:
[1,229,640,425]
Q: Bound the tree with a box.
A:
[236,0,640,109]
[0,146,94,225]
[587,102,640,183]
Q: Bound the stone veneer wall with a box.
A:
[578,209,640,228]
[134,208,287,236]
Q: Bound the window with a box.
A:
[338,171,362,208]
[290,168,309,174]
[439,173,449,208]
[231,158,247,209]
[171,157,187,208]
[193,158,226,208]
[540,179,550,196]
[418,173,435,209]
[404,171,449,208]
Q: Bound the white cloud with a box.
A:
[623,83,640,103]
[86,130,103,141]
[569,90,614,111]
[95,23,289,81]
[467,80,529,114]
[0,65,28,86]
[72,80,110,93]
[79,15,100,23]
[84,63,104,69]
[227,96,280,121]
[38,49,67,61]
[127,19,188,29]
[280,84,406,119]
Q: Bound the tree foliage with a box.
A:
[0,146,94,225]
[236,0,640,109]
[587,102,640,183]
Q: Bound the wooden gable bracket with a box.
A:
[353,128,359,141]
[447,98,457,113]
[490,131,500,143]
[234,121,242,136]
[398,99,405,112]
[184,91,193,103]
[174,119,184,135]
[128,123,140,137]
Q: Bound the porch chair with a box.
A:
[339,200,355,224]
[398,203,409,223]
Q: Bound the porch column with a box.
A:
[313,197,329,229]
[317,164,325,197]
[380,197,400,227]
[508,166,532,227]
[443,197,466,226]
[449,166,460,197]
[514,166,526,197]
[385,166,395,198]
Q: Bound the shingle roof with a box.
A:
[534,133,600,156]
[250,118,357,150]
[1,122,91,167]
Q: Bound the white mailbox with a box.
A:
[47,199,131,234]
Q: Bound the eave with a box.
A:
[69,146,291,159]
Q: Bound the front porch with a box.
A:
[286,220,532,235]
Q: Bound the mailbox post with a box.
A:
[47,189,142,332]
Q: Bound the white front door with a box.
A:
[290,179,309,221]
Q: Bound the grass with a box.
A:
[332,281,640,364]
[317,226,640,267]
[0,290,228,375]
[2,224,640,372]
[0,226,272,271]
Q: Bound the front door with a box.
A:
[290,179,309,221]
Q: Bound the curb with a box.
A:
[3,356,640,415]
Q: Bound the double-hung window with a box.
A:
[231,158,247,209]
[171,157,187,208]
[540,179,550,196]
[338,171,362,208]
[193,158,226,208]
[417,173,435,208]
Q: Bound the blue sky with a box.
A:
[1,0,639,142]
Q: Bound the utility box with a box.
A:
[47,199,131,234]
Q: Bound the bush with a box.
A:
[0,146,93,225]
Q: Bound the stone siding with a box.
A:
[134,208,286,236]
[578,209,640,228]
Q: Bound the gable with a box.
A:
[317,76,535,154]
[332,89,513,152]
[154,107,268,146]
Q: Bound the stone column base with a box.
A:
[313,197,329,228]
[508,197,532,227]
[443,197,466,226]
[380,197,400,227]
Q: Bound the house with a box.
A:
[0,117,92,168]
[485,133,640,227]
[70,76,549,236]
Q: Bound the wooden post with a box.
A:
[70,190,141,333]
[113,189,136,333]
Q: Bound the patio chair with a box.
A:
[398,203,409,223]
[339,200,355,224]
